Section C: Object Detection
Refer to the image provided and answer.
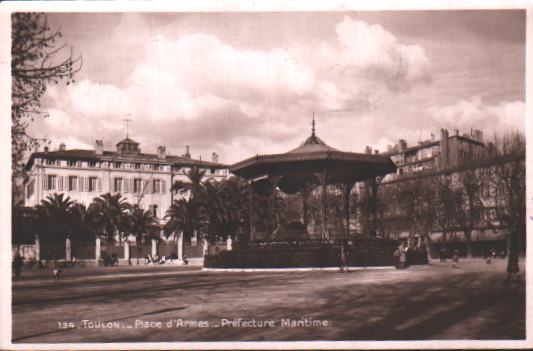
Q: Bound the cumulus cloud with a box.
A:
[313,17,431,110]
[35,14,522,164]
[427,96,525,139]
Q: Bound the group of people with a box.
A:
[144,254,188,265]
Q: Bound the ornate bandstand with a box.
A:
[230,118,397,241]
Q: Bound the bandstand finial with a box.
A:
[312,112,316,137]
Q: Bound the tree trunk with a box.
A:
[424,234,436,259]
[464,229,474,258]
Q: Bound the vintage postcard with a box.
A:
[0,1,531,350]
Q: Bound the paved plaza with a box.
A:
[12,259,525,343]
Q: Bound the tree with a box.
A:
[35,193,74,244]
[91,193,131,243]
[483,133,526,261]
[69,202,100,244]
[432,174,458,247]
[126,205,159,244]
[11,13,82,183]
[454,162,484,258]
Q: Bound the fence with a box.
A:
[41,242,66,261]
[72,243,95,259]
[131,244,152,259]
[100,244,124,259]
[185,243,205,258]
[204,239,403,268]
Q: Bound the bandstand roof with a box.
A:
[230,119,397,184]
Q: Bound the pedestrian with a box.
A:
[339,245,349,273]
[53,267,62,280]
[13,252,23,279]
[182,254,189,265]
[504,252,521,283]
[452,249,459,268]
[393,248,400,269]
[399,243,407,269]
[439,247,446,262]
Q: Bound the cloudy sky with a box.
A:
[29,10,525,164]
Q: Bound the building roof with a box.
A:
[116,137,140,146]
[25,148,227,170]
[230,119,396,182]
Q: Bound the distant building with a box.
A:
[23,137,229,220]
[372,128,486,180]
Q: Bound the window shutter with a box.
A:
[130,179,135,193]
[43,176,48,190]
[110,178,114,192]
[97,178,102,192]
[58,176,63,191]
[124,178,129,193]
[162,180,166,194]
[85,177,90,192]
[148,180,153,194]
[79,176,84,192]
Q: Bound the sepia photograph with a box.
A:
[1,1,531,349]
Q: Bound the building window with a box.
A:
[114,178,123,192]
[134,163,141,170]
[154,164,160,171]
[67,160,75,167]
[114,162,122,169]
[88,161,97,167]
[153,179,161,194]
[134,178,142,193]
[68,176,78,191]
[47,175,57,190]
[46,158,55,165]
[89,177,97,192]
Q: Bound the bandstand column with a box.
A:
[344,181,355,237]
[300,182,310,234]
[268,176,281,239]
[314,170,329,240]
[249,184,255,242]
[371,177,378,237]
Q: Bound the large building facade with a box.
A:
[24,137,229,220]
[379,128,486,180]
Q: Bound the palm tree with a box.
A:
[171,166,207,201]
[164,198,198,241]
[127,205,159,244]
[91,193,131,243]
[36,193,75,244]
[69,202,99,244]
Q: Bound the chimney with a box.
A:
[157,146,166,159]
[95,140,104,155]
[59,142,66,151]
[183,145,191,159]
[365,146,372,155]
[212,152,219,163]
[398,139,407,152]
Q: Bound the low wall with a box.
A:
[204,239,426,269]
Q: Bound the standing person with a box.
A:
[13,252,23,279]
[339,245,349,273]
[505,251,521,283]
[452,249,459,268]
[439,247,446,262]
[393,247,400,269]
[399,243,407,269]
